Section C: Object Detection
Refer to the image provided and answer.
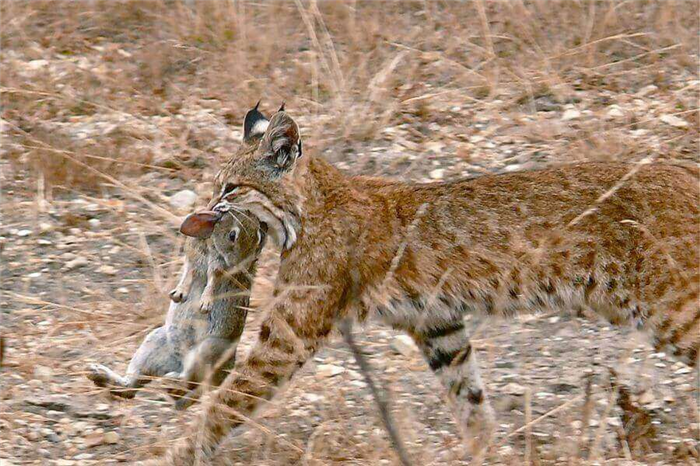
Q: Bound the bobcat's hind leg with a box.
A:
[86,327,181,399]
[411,319,495,451]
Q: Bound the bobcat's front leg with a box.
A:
[163,283,346,465]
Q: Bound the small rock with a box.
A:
[87,218,101,229]
[103,431,120,444]
[97,265,117,276]
[302,393,323,403]
[606,105,625,118]
[607,416,621,427]
[429,168,445,180]
[390,335,419,357]
[498,445,515,455]
[33,365,52,380]
[16,229,32,237]
[637,85,658,97]
[316,364,345,378]
[674,366,692,375]
[638,390,655,405]
[562,109,581,121]
[168,190,198,211]
[27,59,49,70]
[660,114,689,128]
[83,432,104,448]
[64,256,89,271]
[425,142,445,153]
[503,382,526,395]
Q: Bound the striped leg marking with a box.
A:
[412,319,495,449]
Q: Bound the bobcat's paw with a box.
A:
[460,401,496,454]
[169,288,187,303]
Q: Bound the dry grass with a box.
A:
[1,1,698,465]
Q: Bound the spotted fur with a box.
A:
[163,107,699,464]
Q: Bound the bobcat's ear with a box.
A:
[180,211,223,239]
[262,111,302,171]
[243,101,269,142]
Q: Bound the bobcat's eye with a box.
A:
[222,183,239,197]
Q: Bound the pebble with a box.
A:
[637,390,655,405]
[660,114,689,128]
[606,105,625,118]
[87,218,101,229]
[33,365,53,380]
[562,109,581,121]
[302,393,324,403]
[637,84,658,97]
[27,59,49,70]
[83,432,104,448]
[103,431,120,444]
[503,382,526,395]
[97,265,117,275]
[64,256,89,271]
[390,334,419,357]
[55,460,75,466]
[429,168,445,180]
[16,229,32,237]
[168,190,198,211]
[316,364,345,378]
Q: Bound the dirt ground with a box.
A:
[1,1,698,465]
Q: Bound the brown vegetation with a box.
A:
[1,1,697,465]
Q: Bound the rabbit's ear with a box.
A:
[179,211,223,239]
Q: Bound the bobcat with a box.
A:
[163,105,699,464]
[87,186,266,408]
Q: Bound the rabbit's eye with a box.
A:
[228,228,239,242]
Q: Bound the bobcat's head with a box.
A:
[181,103,303,250]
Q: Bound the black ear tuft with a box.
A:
[243,102,269,142]
[278,102,285,112]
